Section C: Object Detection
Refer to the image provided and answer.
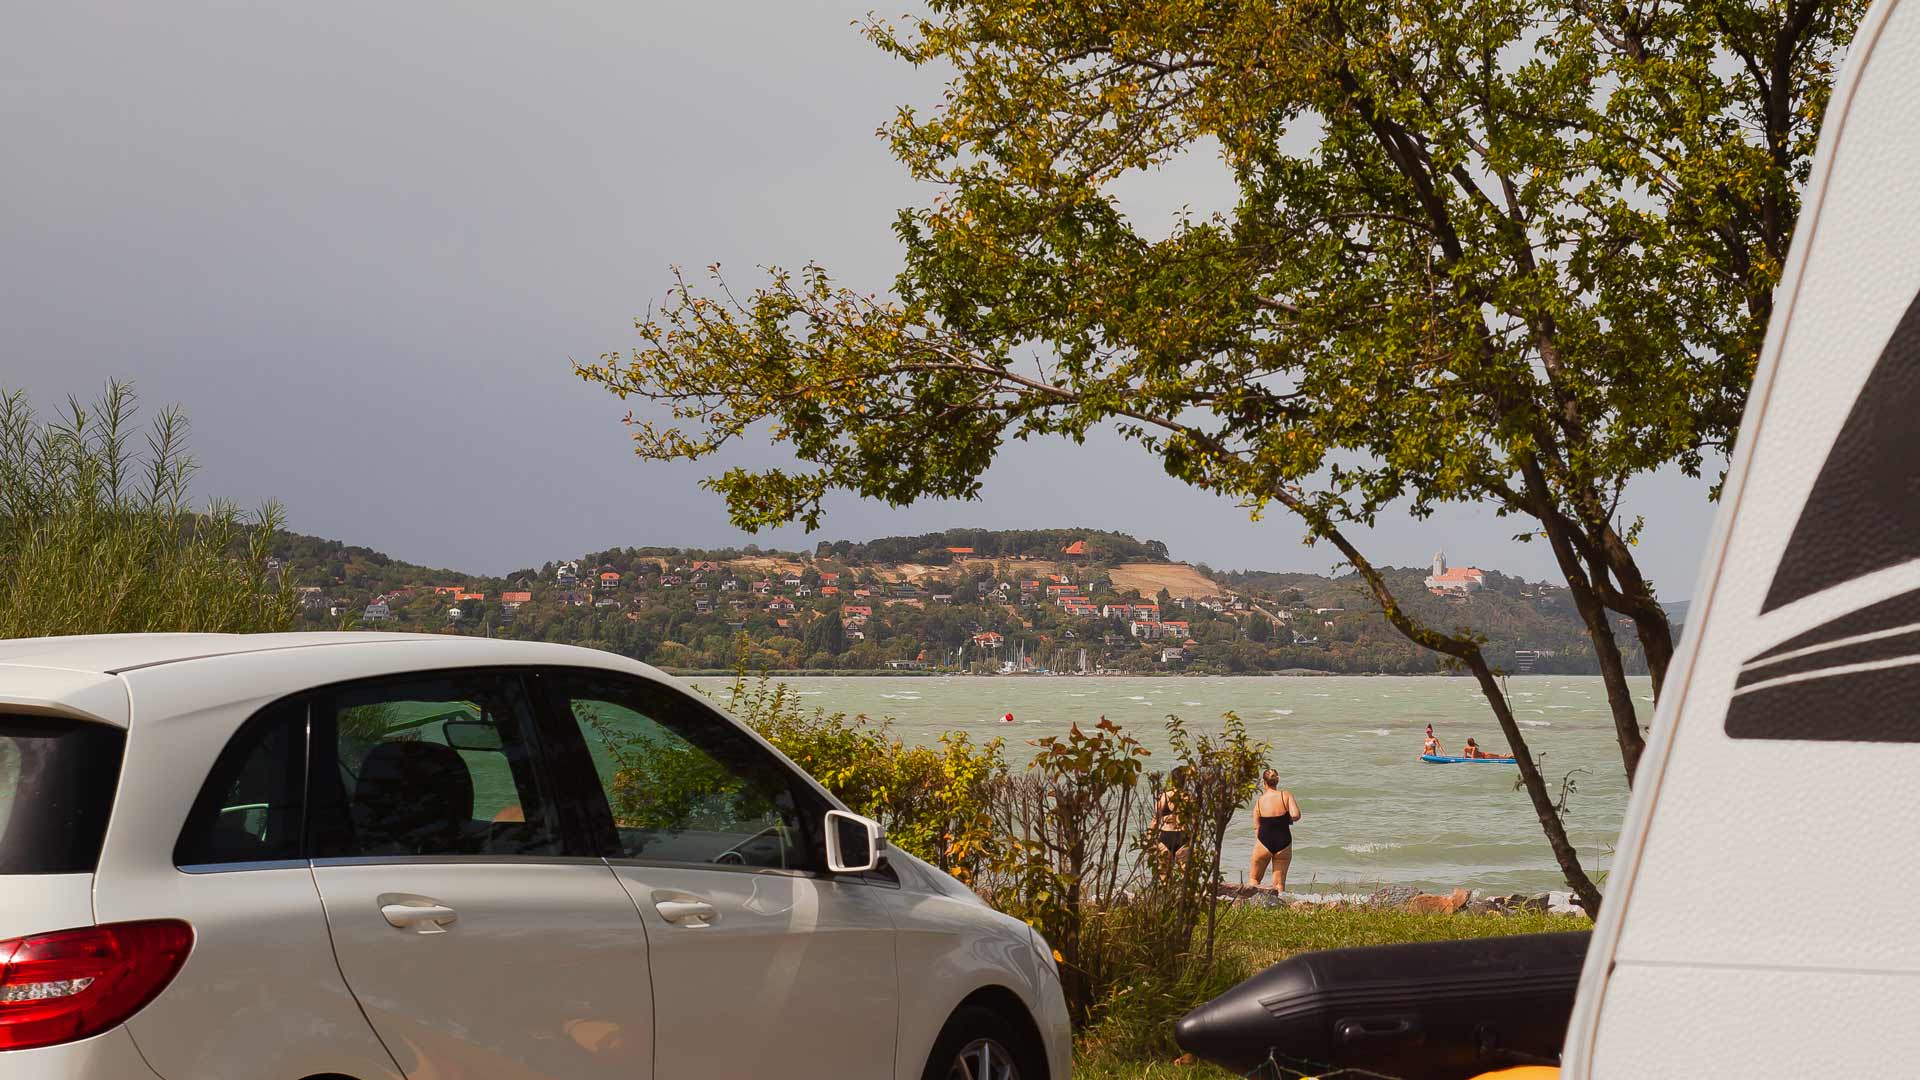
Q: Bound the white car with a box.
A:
[0,633,1069,1080]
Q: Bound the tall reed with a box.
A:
[0,381,294,637]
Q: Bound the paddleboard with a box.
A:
[1420,753,1516,764]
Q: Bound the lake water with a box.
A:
[686,673,1644,896]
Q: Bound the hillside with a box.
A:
[268,528,1656,676]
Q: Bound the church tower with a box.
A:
[1431,550,1447,579]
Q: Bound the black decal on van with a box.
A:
[1761,290,1920,614]
[1729,587,1920,740]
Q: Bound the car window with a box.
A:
[174,699,306,867]
[307,671,560,859]
[547,672,815,871]
[0,717,126,875]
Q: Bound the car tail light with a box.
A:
[0,921,193,1051]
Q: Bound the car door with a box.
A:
[536,668,899,1080]
[306,668,654,1080]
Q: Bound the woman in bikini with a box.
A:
[1153,766,1191,869]
[1249,768,1301,892]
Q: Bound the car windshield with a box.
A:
[0,717,127,874]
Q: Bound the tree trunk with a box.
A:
[1463,652,1604,917]
[1520,459,1648,782]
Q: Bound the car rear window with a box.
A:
[0,716,127,874]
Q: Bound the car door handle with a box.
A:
[380,902,459,930]
[655,899,716,926]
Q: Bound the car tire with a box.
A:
[921,1003,1044,1080]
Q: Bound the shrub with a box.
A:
[712,671,1007,877]
[0,381,293,637]
[970,715,1267,1027]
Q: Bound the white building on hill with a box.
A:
[1424,551,1486,593]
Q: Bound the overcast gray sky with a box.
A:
[2,0,1718,595]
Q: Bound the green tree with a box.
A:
[0,381,294,637]
[579,0,1864,914]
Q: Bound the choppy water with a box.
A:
[687,674,1643,896]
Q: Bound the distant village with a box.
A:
[277,528,1614,676]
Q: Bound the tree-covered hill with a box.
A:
[270,527,1657,676]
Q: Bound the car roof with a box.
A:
[0,632,655,676]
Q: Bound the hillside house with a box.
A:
[932,593,953,604]
[821,572,840,585]
[560,590,592,607]
[297,587,327,611]
[1062,540,1088,559]
[363,602,392,622]
[447,606,464,621]
[783,576,804,588]
[695,598,713,614]
[1130,620,1165,641]
[1063,601,1098,617]
[821,585,840,597]
[598,572,621,590]
[972,631,1004,648]
[661,574,683,588]
[721,578,740,592]
[501,591,532,609]
[775,618,792,630]
[690,561,721,573]
[456,591,484,602]
[1101,603,1133,619]
[946,547,975,557]
[853,588,873,598]
[753,580,773,595]
[767,597,796,613]
[1161,646,1188,664]
[1132,604,1160,620]
[433,585,463,596]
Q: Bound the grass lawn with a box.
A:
[1072,905,1591,1079]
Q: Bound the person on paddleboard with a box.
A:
[1462,737,1513,760]
[1423,725,1443,756]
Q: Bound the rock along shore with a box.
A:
[1216,882,1577,916]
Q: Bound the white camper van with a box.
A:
[1182,0,1920,1075]
[1565,0,1920,1072]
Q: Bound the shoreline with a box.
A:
[665,667,1461,678]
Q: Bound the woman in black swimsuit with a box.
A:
[1154,766,1191,868]
[1249,768,1301,892]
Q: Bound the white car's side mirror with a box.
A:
[824,809,884,873]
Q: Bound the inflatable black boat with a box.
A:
[1176,931,1589,1080]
